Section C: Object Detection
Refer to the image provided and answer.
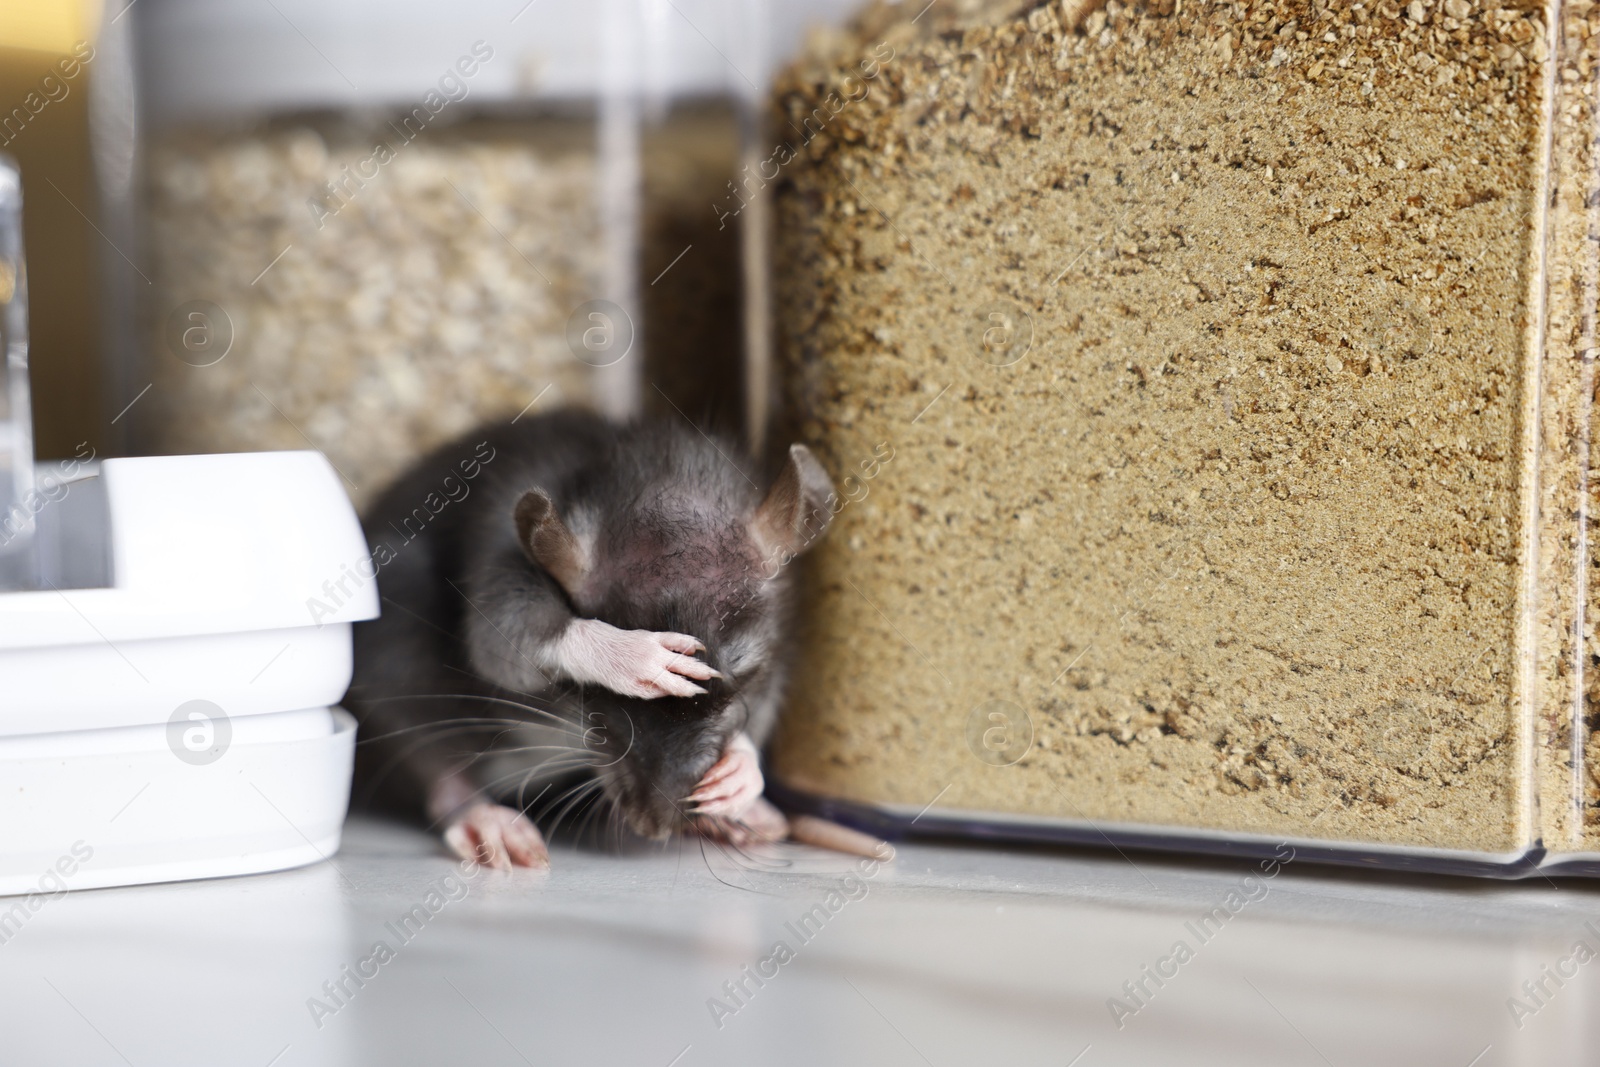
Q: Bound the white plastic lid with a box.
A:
[0,451,377,649]
[135,0,866,125]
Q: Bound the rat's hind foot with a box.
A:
[685,732,763,817]
[444,802,550,871]
[694,796,790,847]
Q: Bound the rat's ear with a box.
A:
[515,489,588,596]
[751,444,837,560]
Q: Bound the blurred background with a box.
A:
[8,4,1600,1066]
[2,0,861,508]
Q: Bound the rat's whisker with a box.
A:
[534,774,602,819]
[359,721,583,756]
[720,829,791,872]
[575,789,614,848]
[360,694,582,734]
[467,758,602,804]
[694,833,773,895]
[474,756,598,800]
[439,659,580,705]
[540,777,606,843]
[353,711,576,811]
[492,743,600,759]
[351,728,486,811]
[353,701,588,804]
[551,784,600,845]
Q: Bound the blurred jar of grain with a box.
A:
[126,0,771,509]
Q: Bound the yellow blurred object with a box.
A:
[0,0,105,460]
[0,0,100,56]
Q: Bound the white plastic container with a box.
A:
[1,450,375,733]
[0,449,378,893]
[0,708,355,896]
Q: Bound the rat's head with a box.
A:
[514,436,835,838]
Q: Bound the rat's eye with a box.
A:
[716,633,764,680]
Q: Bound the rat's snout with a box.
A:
[610,776,696,840]
[584,698,727,840]
[608,756,712,840]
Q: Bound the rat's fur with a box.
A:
[345,409,833,842]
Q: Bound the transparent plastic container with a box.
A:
[126,0,770,508]
[765,0,1600,877]
[0,158,36,591]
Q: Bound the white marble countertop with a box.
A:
[3,816,1598,1066]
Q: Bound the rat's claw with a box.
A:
[444,802,549,871]
[687,733,763,816]
[649,670,708,699]
[632,632,718,698]
[692,732,757,789]
[664,652,721,682]
[656,631,706,655]
[635,633,719,698]
[558,620,715,700]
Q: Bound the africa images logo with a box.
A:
[166,700,231,766]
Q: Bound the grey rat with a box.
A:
[343,408,836,868]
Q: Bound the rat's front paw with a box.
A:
[444,802,549,871]
[686,732,764,817]
[561,618,720,699]
[624,629,721,698]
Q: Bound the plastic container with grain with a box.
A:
[765,0,1600,876]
